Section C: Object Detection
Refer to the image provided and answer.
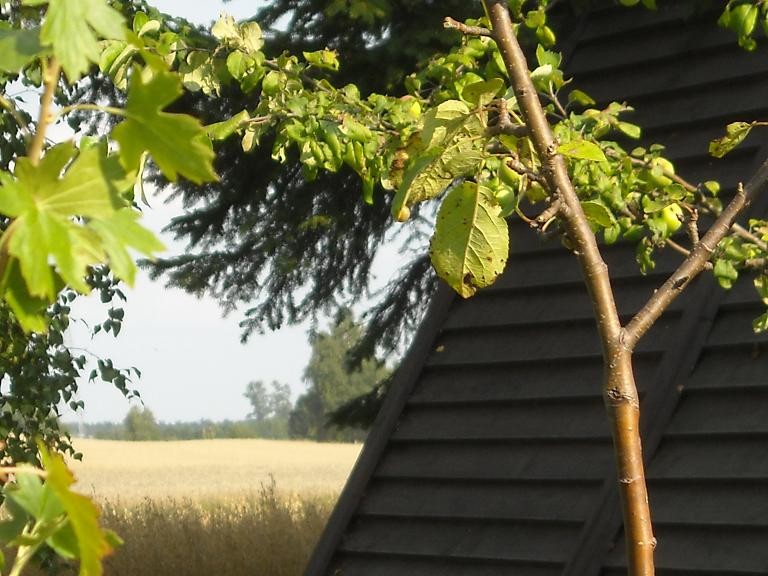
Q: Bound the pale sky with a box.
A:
[58,0,400,424]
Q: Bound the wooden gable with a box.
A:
[306,2,768,575]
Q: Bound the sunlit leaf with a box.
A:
[113,68,218,183]
[430,182,508,298]
[39,0,125,80]
[557,139,607,162]
[709,121,754,158]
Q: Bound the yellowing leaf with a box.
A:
[113,68,218,184]
[709,121,753,158]
[430,183,509,297]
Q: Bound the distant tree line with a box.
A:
[68,312,390,442]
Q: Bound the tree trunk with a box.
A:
[484,3,656,574]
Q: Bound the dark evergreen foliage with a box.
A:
[146,0,478,358]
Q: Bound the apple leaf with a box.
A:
[709,121,754,158]
[557,139,607,162]
[430,182,509,297]
[113,68,218,184]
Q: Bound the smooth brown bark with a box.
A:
[485,3,656,574]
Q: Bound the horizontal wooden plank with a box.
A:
[688,344,768,389]
[648,436,768,479]
[446,274,685,329]
[604,524,768,573]
[411,354,660,404]
[579,43,768,106]
[578,2,698,44]
[667,388,768,435]
[649,481,768,526]
[706,305,768,347]
[632,77,768,132]
[339,516,581,564]
[571,16,733,77]
[602,569,767,576]
[492,240,682,290]
[358,478,601,522]
[426,313,678,367]
[331,552,563,576]
[391,400,609,441]
[375,440,613,481]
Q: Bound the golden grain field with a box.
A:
[54,438,362,575]
[68,437,361,502]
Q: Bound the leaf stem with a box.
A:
[27,58,61,166]
[55,103,127,120]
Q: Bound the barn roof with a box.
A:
[306,2,768,575]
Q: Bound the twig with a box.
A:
[732,222,768,252]
[0,93,32,142]
[624,168,768,349]
[487,98,529,138]
[0,466,47,478]
[28,58,61,165]
[665,238,691,258]
[686,208,700,245]
[443,16,493,37]
[504,155,547,185]
[533,198,562,227]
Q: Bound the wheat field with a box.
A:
[48,438,363,575]
[68,437,361,501]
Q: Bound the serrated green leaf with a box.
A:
[557,139,607,162]
[461,78,504,107]
[7,208,72,297]
[709,121,753,158]
[40,0,125,80]
[0,25,44,72]
[88,208,165,285]
[2,260,54,332]
[430,183,509,298]
[113,68,217,184]
[40,444,115,576]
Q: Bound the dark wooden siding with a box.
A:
[309,2,768,575]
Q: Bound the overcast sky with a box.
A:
[57,0,399,424]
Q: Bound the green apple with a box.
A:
[660,203,684,233]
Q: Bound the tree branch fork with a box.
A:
[477,3,768,575]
